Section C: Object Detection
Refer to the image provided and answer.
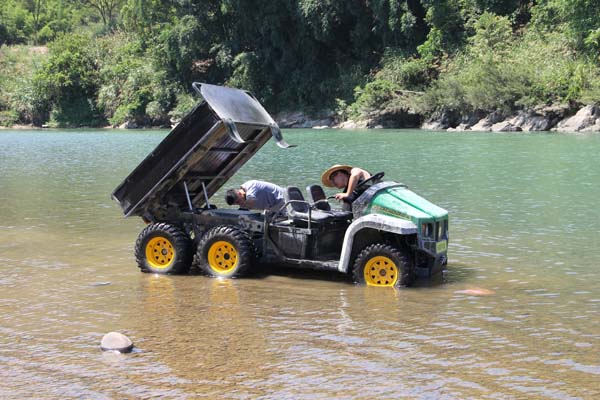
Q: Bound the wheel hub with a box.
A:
[364,256,398,287]
[208,241,238,273]
[145,236,175,269]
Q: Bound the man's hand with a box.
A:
[335,193,349,201]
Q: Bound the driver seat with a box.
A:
[306,184,331,211]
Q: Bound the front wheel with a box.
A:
[197,225,255,278]
[135,223,193,274]
[352,243,413,287]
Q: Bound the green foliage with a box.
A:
[0,45,49,124]
[93,32,176,126]
[33,32,104,126]
[152,15,207,84]
[377,50,432,91]
[531,0,600,52]
[1,0,600,128]
[168,91,196,123]
[0,109,19,126]
[0,0,32,44]
[349,79,399,118]
[419,12,600,115]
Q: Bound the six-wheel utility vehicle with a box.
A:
[112,83,449,287]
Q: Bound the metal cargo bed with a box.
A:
[111,83,290,220]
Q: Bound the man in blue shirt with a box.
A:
[225,180,285,212]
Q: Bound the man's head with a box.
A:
[321,164,352,189]
[225,188,245,205]
[329,169,350,189]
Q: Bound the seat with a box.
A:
[306,184,331,211]
[284,186,332,224]
[285,186,310,214]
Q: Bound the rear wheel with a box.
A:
[197,225,254,278]
[352,243,412,287]
[135,223,193,274]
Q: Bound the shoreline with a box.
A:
[3,103,599,133]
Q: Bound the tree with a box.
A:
[78,0,123,28]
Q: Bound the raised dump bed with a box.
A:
[111,83,291,222]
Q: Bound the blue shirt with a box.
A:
[241,180,285,212]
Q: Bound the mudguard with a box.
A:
[337,214,417,273]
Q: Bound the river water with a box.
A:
[1,128,599,399]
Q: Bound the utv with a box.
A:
[112,83,449,287]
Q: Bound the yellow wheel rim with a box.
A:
[145,236,175,270]
[364,256,398,287]
[207,241,238,273]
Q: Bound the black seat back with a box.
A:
[306,184,331,211]
[284,186,310,216]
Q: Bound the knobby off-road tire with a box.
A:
[352,243,413,288]
[197,225,255,278]
[135,222,193,274]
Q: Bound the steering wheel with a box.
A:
[354,171,385,191]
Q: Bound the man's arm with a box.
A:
[335,168,371,200]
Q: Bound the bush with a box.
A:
[417,12,600,115]
[33,33,104,126]
[95,33,177,126]
[0,45,49,124]
[0,109,19,126]
[349,79,399,118]
[376,51,432,91]
[169,91,197,123]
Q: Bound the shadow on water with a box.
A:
[189,262,354,283]
[190,260,473,289]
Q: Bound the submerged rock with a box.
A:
[455,288,496,296]
[100,332,134,353]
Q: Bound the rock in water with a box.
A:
[100,332,133,353]
[455,288,496,296]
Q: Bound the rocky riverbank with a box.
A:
[5,104,598,133]
[274,104,600,133]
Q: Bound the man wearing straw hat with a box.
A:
[321,165,372,209]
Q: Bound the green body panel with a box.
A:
[367,186,448,224]
[366,186,449,255]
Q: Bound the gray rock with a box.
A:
[447,123,470,132]
[335,119,368,129]
[275,111,304,128]
[367,107,421,128]
[554,105,600,132]
[470,117,493,131]
[276,111,335,128]
[471,111,504,131]
[100,332,134,353]
[421,110,460,130]
[421,121,447,130]
[491,121,522,132]
[508,111,552,131]
[90,281,111,287]
[118,121,139,129]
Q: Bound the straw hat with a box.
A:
[321,164,352,187]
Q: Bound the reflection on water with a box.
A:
[0,129,599,398]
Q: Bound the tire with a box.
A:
[352,243,413,287]
[197,225,254,278]
[135,223,193,274]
